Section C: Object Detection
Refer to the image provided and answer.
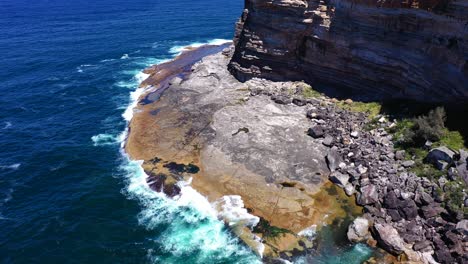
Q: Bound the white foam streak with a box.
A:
[0,163,21,170]
[2,122,12,129]
[169,38,231,55]
[91,134,119,146]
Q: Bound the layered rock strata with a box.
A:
[229,0,468,102]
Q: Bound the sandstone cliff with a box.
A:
[229,0,468,102]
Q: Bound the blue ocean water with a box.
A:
[0,0,373,263]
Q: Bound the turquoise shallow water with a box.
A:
[0,0,373,263]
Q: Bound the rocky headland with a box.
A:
[125,44,467,263]
[124,0,467,263]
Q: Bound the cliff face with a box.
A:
[229,0,468,102]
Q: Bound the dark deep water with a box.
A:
[0,0,373,263]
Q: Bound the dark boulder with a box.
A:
[307,126,325,138]
[425,146,456,170]
[292,98,307,106]
[387,209,403,222]
[383,190,398,209]
[271,94,292,105]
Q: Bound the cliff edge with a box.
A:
[229,0,468,102]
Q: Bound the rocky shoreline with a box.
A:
[125,45,466,263]
[239,52,468,263]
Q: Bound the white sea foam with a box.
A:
[2,122,12,129]
[298,224,317,238]
[214,195,259,228]
[91,133,119,146]
[169,38,231,55]
[121,54,130,59]
[0,163,21,170]
[76,64,95,73]
[100,58,116,62]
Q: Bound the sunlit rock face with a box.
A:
[229,0,467,102]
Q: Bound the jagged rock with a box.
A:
[356,164,368,175]
[399,200,418,220]
[326,149,342,172]
[415,191,434,206]
[395,150,405,160]
[424,141,433,150]
[357,184,378,205]
[347,217,370,243]
[425,147,456,170]
[271,95,292,105]
[402,160,415,168]
[387,209,402,222]
[420,205,443,219]
[329,171,349,187]
[413,240,433,252]
[383,190,399,209]
[344,183,355,196]
[307,126,325,138]
[292,98,307,106]
[350,131,359,138]
[322,135,334,147]
[455,149,468,185]
[455,219,468,234]
[373,223,405,255]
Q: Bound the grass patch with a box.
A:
[337,101,382,119]
[297,83,322,98]
[437,129,465,150]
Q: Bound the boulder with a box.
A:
[387,209,402,222]
[383,190,399,209]
[420,205,443,219]
[326,149,342,172]
[415,191,434,206]
[357,184,378,205]
[344,183,356,196]
[292,98,307,106]
[399,200,418,220]
[350,131,359,138]
[373,223,405,255]
[329,171,349,187]
[413,240,433,252]
[455,219,468,235]
[395,150,405,160]
[307,126,325,138]
[425,147,456,170]
[402,160,415,168]
[455,149,468,185]
[322,135,334,147]
[347,217,370,243]
[271,95,292,105]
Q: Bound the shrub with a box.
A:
[405,107,446,145]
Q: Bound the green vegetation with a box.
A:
[296,82,322,98]
[437,129,465,150]
[253,217,292,241]
[441,180,467,219]
[338,101,382,119]
[389,107,465,151]
[386,106,466,217]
